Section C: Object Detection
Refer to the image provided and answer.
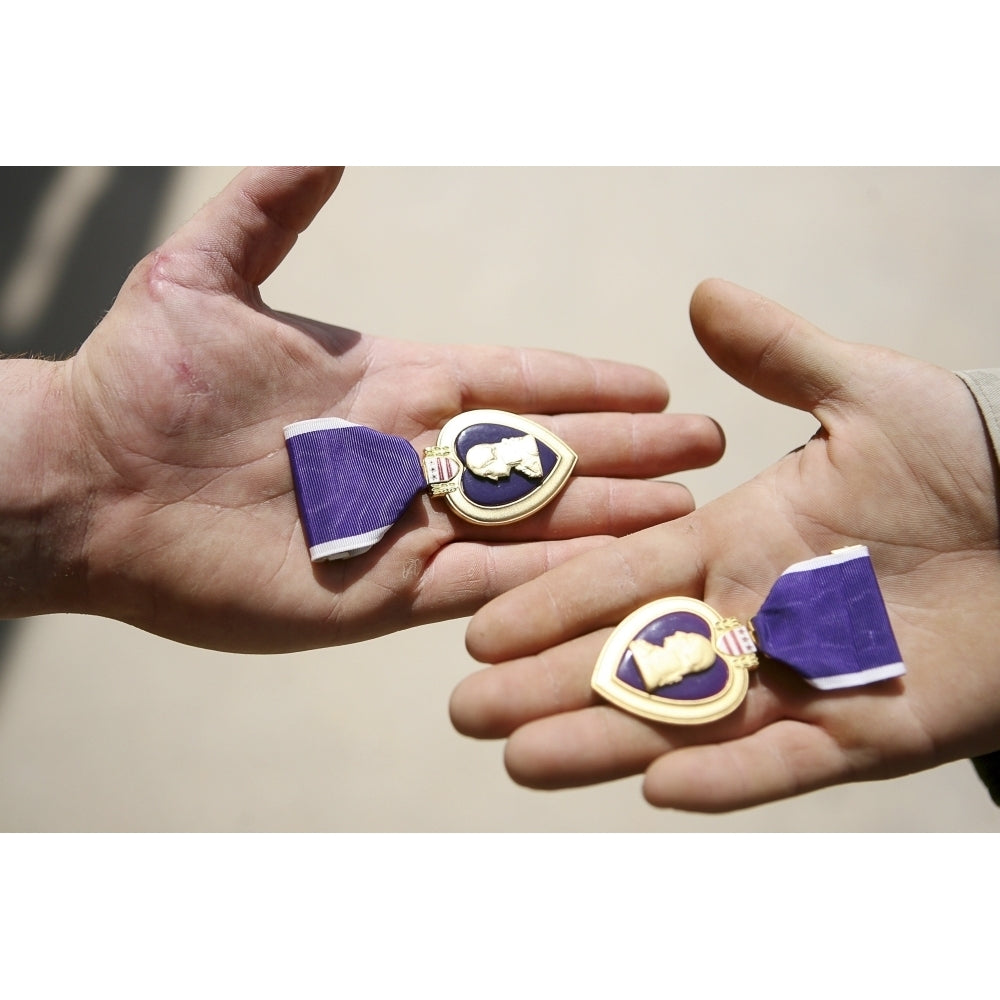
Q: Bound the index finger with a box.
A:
[448,343,672,415]
[465,518,704,664]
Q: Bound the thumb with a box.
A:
[689,278,859,418]
[155,166,345,294]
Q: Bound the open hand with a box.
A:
[452,278,1000,811]
[27,167,723,651]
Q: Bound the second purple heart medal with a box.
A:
[284,409,577,560]
[592,546,906,725]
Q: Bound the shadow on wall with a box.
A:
[0,166,176,663]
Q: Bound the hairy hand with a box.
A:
[47,167,723,651]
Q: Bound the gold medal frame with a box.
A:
[592,596,755,725]
[430,409,577,526]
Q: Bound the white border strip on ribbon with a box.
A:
[309,527,392,562]
[781,544,869,576]
[807,661,907,690]
[283,417,358,439]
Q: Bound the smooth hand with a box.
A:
[8,167,724,651]
[452,279,1000,811]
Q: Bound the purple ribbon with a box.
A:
[751,546,905,690]
[284,418,426,560]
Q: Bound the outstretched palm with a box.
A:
[55,168,723,651]
[453,279,1000,811]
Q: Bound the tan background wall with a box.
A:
[1,166,997,830]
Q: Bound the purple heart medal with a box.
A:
[592,546,905,725]
[283,409,577,560]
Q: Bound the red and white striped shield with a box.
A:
[717,624,756,658]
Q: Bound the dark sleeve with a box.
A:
[973,753,1000,806]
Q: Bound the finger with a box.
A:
[157,166,345,294]
[450,345,672,416]
[411,535,631,623]
[689,278,859,418]
[465,521,704,664]
[545,412,725,478]
[642,719,852,812]
[411,412,724,481]
[450,631,612,739]
[450,479,695,545]
[504,706,682,789]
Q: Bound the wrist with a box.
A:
[0,358,94,617]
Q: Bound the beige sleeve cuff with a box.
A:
[956,368,1000,466]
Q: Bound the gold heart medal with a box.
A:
[592,546,906,725]
[284,409,577,560]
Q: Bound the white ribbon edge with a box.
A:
[781,544,870,576]
[284,417,358,439]
[309,526,391,562]
[806,661,906,690]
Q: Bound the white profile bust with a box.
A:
[465,434,543,481]
[628,631,717,690]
